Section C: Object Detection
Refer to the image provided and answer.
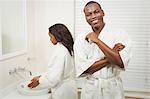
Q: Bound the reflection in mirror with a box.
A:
[0,0,27,60]
[75,0,150,98]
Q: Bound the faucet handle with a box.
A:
[14,68,17,72]
[9,70,13,75]
[18,67,25,71]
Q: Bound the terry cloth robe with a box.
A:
[74,25,132,99]
[39,43,77,99]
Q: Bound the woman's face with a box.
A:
[48,32,57,45]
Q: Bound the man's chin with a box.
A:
[92,24,100,29]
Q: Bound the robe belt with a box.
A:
[85,74,120,97]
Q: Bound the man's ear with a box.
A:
[101,10,105,16]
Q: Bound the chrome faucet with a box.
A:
[9,67,32,76]
[18,67,32,76]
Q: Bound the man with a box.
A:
[74,1,132,99]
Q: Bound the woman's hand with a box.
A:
[28,76,41,89]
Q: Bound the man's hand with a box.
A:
[28,76,41,89]
[113,43,125,52]
[105,43,125,68]
[85,32,99,43]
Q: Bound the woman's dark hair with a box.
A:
[49,23,74,56]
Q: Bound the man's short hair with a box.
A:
[85,1,101,9]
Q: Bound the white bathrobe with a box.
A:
[39,43,77,99]
[74,25,132,99]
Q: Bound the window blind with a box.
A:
[75,0,150,92]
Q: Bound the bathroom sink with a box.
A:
[17,79,50,96]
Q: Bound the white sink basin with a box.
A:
[17,80,50,96]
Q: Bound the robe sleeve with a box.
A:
[39,51,65,88]
[74,35,100,77]
[116,31,132,70]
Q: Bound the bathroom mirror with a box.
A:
[75,0,150,96]
[0,0,27,60]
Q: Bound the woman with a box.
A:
[28,23,77,99]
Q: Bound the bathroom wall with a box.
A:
[0,0,74,92]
